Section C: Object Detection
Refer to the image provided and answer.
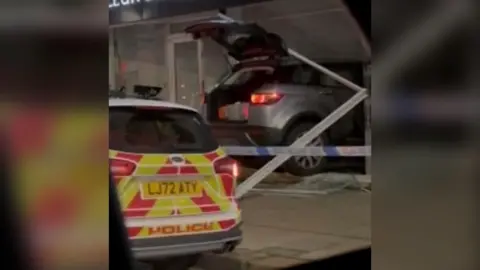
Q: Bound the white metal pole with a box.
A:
[287,49,364,92]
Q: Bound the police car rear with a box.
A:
[109,98,242,261]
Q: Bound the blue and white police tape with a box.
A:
[222,146,371,157]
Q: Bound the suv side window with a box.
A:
[319,69,355,87]
[271,64,322,86]
[292,64,322,85]
[283,64,359,87]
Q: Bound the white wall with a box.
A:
[109,17,230,104]
[110,23,169,99]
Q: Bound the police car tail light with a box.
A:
[214,157,239,178]
[110,159,136,177]
[232,162,239,178]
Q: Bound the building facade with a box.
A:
[109,0,370,111]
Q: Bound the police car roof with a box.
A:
[109,98,197,113]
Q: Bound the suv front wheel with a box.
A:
[283,122,329,176]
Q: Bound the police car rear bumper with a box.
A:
[131,224,242,260]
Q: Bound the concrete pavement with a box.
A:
[195,191,371,269]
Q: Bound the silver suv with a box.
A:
[186,21,365,176]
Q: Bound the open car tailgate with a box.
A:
[185,20,288,62]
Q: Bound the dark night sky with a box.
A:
[109,0,273,25]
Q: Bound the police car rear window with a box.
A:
[109,107,218,154]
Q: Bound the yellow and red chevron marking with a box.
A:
[110,147,241,238]
[109,151,167,219]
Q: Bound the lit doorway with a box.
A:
[166,33,204,113]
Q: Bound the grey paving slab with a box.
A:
[240,191,371,239]
[299,239,370,260]
[238,225,309,251]
[228,248,270,261]
[261,247,305,258]
[251,256,307,269]
[278,233,361,252]
[194,191,371,270]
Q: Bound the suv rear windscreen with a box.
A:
[109,107,218,154]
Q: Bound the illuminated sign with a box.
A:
[109,0,151,9]
[148,222,215,235]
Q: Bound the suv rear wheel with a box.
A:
[283,122,329,176]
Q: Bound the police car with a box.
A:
[109,92,242,269]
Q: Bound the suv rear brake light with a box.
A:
[250,92,283,105]
[110,159,136,177]
[214,157,239,178]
